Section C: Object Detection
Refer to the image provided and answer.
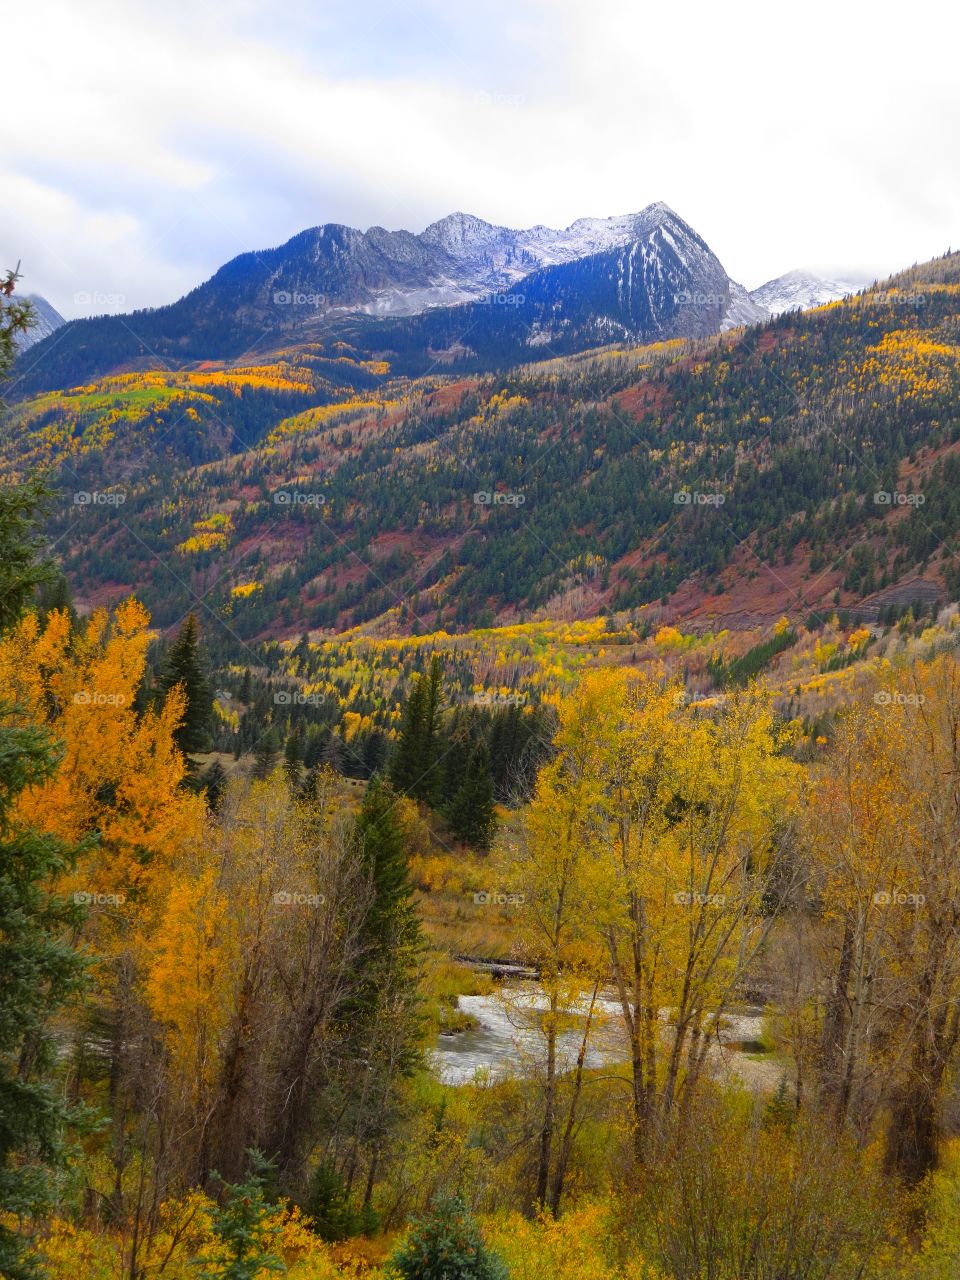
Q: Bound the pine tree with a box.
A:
[389,672,426,796]
[252,730,278,781]
[200,759,228,813]
[447,740,496,850]
[387,1196,507,1280]
[159,614,212,755]
[340,780,424,1192]
[440,710,473,809]
[0,478,54,635]
[353,778,422,972]
[390,657,443,805]
[197,1152,285,1280]
[0,458,87,1278]
[0,719,88,1280]
[0,263,35,379]
[283,730,303,787]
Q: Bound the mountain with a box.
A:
[750,269,857,317]
[354,207,769,368]
[10,204,765,396]
[11,293,65,351]
[12,249,959,647]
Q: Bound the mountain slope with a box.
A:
[11,204,760,396]
[20,251,960,644]
[750,269,857,316]
[10,293,65,352]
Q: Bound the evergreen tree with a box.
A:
[252,730,279,781]
[34,569,74,629]
[0,456,87,1278]
[197,1152,285,1280]
[447,740,496,850]
[303,725,329,769]
[387,1196,507,1280]
[0,263,35,379]
[360,728,389,779]
[159,614,212,755]
[283,729,303,787]
[0,718,88,1280]
[339,780,424,1197]
[390,656,443,805]
[200,759,228,813]
[322,731,344,775]
[353,778,422,983]
[440,710,474,809]
[0,478,54,635]
[390,672,426,796]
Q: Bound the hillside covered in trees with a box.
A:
[3,253,958,656]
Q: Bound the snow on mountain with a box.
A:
[749,270,857,317]
[393,203,718,307]
[721,281,768,330]
[9,294,66,352]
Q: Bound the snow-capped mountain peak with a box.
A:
[750,269,858,317]
[8,293,66,352]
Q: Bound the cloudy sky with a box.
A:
[5,0,959,318]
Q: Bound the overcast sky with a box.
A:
[5,0,959,318]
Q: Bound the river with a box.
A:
[432,986,779,1091]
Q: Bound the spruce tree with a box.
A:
[390,656,443,805]
[200,759,228,813]
[390,671,426,796]
[283,729,303,787]
[252,730,279,781]
[0,478,54,635]
[447,740,496,850]
[387,1197,507,1280]
[341,780,424,1186]
[159,614,212,755]
[0,263,35,379]
[0,457,87,1278]
[353,778,422,973]
[0,718,87,1279]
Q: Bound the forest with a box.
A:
[5,254,958,644]
[8,262,960,1280]
[6,463,960,1277]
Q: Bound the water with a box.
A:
[431,987,771,1088]
[431,987,627,1085]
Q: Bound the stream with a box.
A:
[432,985,777,1090]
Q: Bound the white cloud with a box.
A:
[4,0,958,317]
